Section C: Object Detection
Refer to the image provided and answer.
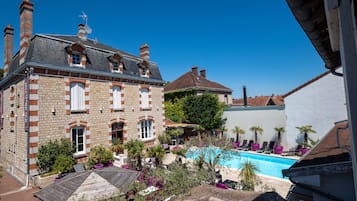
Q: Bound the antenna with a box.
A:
[78,11,92,34]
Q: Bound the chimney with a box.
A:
[77,24,87,40]
[139,43,150,60]
[200,69,206,78]
[3,25,14,77]
[191,66,198,76]
[243,86,248,107]
[19,0,34,65]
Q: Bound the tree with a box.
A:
[296,125,316,148]
[250,126,263,143]
[274,127,285,146]
[125,139,145,170]
[164,98,185,123]
[193,125,205,143]
[232,126,245,142]
[166,128,184,146]
[183,94,225,130]
[240,160,259,191]
[147,145,166,167]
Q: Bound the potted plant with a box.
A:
[274,127,285,154]
[250,126,263,151]
[111,143,125,155]
[232,126,245,148]
[87,145,114,168]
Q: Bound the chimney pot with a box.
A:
[200,69,206,78]
[3,25,15,77]
[77,24,87,40]
[140,43,150,60]
[192,66,198,76]
[19,0,34,65]
[243,86,248,107]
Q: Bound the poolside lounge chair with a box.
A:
[282,144,302,156]
[256,141,268,153]
[242,140,254,151]
[264,141,276,154]
[237,140,247,150]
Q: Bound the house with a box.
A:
[0,0,165,185]
[283,121,354,201]
[164,66,233,105]
[283,69,347,150]
[232,94,284,107]
[286,0,357,197]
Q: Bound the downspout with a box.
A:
[289,177,344,201]
[325,65,343,77]
[25,66,32,187]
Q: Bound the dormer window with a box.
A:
[138,60,150,78]
[108,52,124,73]
[65,42,87,67]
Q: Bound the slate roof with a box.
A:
[232,95,284,106]
[164,68,232,93]
[34,167,140,201]
[283,120,352,177]
[4,34,163,86]
[286,0,341,69]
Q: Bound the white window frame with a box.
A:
[70,82,85,112]
[71,126,86,155]
[71,53,82,66]
[140,120,153,140]
[141,88,149,109]
[112,86,122,110]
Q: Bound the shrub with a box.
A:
[87,145,114,167]
[111,143,125,155]
[37,139,75,173]
[53,154,75,173]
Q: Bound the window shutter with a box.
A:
[71,82,85,111]
[113,86,121,109]
[141,88,149,108]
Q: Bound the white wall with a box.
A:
[284,70,347,149]
[223,106,286,146]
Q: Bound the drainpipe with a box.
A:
[325,65,343,77]
[25,66,32,187]
[289,177,344,201]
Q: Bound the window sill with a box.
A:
[74,152,87,159]
[71,64,84,68]
[71,110,87,114]
[113,108,124,112]
[141,108,152,111]
[141,138,155,142]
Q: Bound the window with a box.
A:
[72,53,82,65]
[70,82,85,111]
[113,62,119,72]
[141,67,147,77]
[141,88,149,109]
[112,122,123,144]
[140,120,153,140]
[71,127,85,154]
[112,86,122,110]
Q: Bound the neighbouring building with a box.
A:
[283,69,347,150]
[164,66,233,105]
[0,0,165,185]
[232,94,284,107]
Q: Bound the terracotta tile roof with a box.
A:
[232,95,284,106]
[283,71,330,97]
[164,67,232,93]
[164,119,197,128]
[292,120,350,168]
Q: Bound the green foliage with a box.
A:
[125,139,145,170]
[37,139,75,173]
[274,127,285,146]
[166,128,184,145]
[164,98,186,123]
[53,154,75,173]
[296,125,316,148]
[147,145,166,166]
[158,133,171,144]
[87,145,114,167]
[232,126,245,142]
[164,89,196,103]
[240,160,259,191]
[111,143,125,155]
[250,126,263,143]
[183,94,226,130]
[171,147,187,157]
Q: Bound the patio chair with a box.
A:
[162,144,170,153]
[237,140,248,150]
[242,140,254,151]
[264,141,276,154]
[256,141,268,153]
[282,144,302,156]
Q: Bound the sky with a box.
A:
[0,0,326,98]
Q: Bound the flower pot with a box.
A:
[300,148,309,155]
[251,143,260,151]
[94,163,104,169]
[274,146,283,154]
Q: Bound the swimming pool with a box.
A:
[186,147,297,179]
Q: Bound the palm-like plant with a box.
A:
[147,145,166,167]
[250,126,263,143]
[240,160,259,191]
[167,128,184,146]
[125,139,145,170]
[232,126,245,142]
[296,125,316,148]
[193,125,205,142]
[274,127,285,146]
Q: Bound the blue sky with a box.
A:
[0,0,325,98]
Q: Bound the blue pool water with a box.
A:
[186,147,297,179]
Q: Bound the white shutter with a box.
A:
[78,83,85,110]
[113,86,121,109]
[141,88,149,108]
[71,82,85,111]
